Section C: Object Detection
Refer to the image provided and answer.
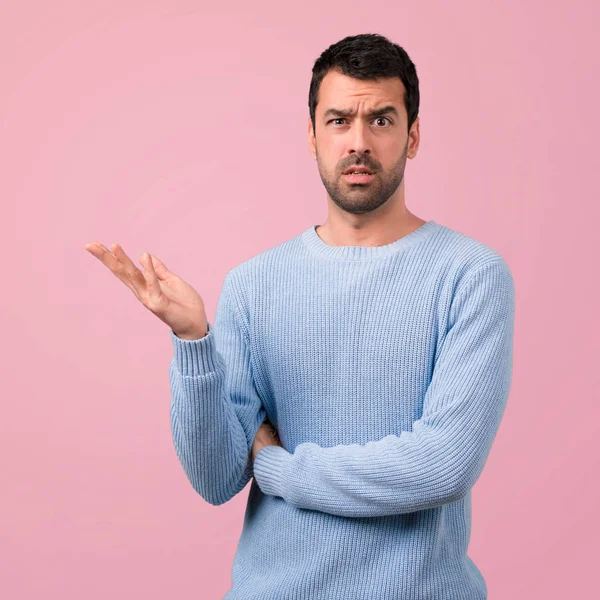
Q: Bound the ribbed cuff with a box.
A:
[252,445,293,499]
[169,321,220,377]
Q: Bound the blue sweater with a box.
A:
[168,219,515,600]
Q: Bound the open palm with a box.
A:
[85,241,208,339]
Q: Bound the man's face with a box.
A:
[308,69,419,215]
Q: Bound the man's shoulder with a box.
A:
[225,220,512,287]
[224,227,307,283]
[434,221,512,278]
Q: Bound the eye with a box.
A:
[327,117,392,126]
[374,117,391,126]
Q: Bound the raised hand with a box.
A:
[84,242,208,340]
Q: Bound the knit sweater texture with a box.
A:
[168,219,515,600]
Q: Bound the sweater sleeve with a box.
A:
[169,269,267,506]
[252,259,515,517]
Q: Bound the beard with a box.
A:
[316,139,409,215]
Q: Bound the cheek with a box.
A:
[382,144,406,169]
[316,152,340,176]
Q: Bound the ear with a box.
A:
[407,116,420,159]
[308,116,317,160]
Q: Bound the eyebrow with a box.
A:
[322,105,399,121]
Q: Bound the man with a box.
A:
[86,33,514,600]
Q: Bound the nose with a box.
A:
[347,121,372,157]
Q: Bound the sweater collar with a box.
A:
[301,220,439,261]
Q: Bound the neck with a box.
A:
[316,209,427,248]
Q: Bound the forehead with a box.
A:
[317,69,406,113]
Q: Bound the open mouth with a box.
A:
[343,172,375,184]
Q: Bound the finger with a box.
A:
[86,242,130,278]
[111,242,144,282]
[110,243,148,289]
[86,242,144,297]
[148,254,174,281]
[85,242,119,268]
[140,253,162,300]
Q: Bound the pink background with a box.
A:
[1,1,598,598]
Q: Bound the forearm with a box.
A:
[169,326,264,506]
[253,406,500,517]
[253,258,515,518]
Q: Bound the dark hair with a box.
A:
[308,33,420,135]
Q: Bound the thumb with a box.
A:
[149,254,173,281]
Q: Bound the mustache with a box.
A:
[341,160,377,172]
[342,158,376,172]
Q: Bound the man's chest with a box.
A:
[247,273,447,448]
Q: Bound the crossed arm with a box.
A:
[252,259,515,518]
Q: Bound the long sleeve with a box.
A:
[252,258,515,518]
[169,269,267,506]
